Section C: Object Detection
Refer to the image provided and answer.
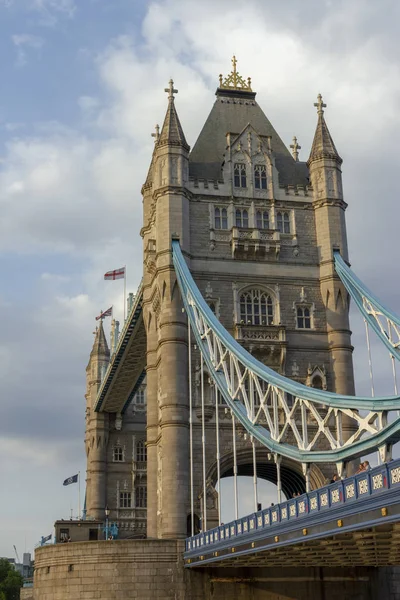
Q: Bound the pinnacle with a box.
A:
[158,81,190,151]
[91,320,110,358]
[308,111,342,165]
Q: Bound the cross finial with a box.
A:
[164,79,178,101]
[314,93,326,115]
[232,55,237,72]
[290,136,301,161]
[151,124,160,142]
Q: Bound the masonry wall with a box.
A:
[32,540,400,600]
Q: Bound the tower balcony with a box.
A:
[235,323,287,373]
[231,227,280,259]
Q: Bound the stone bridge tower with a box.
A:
[141,59,355,539]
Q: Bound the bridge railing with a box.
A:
[185,458,400,554]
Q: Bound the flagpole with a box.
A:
[78,471,81,520]
[123,265,126,322]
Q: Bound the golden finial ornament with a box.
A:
[218,56,252,91]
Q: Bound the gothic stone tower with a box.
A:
[141,58,354,539]
[85,320,148,536]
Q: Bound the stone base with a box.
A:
[32,539,400,599]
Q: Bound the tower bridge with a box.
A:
[31,58,400,600]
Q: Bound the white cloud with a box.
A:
[30,0,76,25]
[12,33,44,66]
[1,0,400,555]
[78,95,100,112]
[40,272,71,282]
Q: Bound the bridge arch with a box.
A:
[207,449,326,500]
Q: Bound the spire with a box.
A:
[91,320,110,359]
[308,94,342,165]
[158,79,189,151]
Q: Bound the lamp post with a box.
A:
[105,506,110,540]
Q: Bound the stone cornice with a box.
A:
[152,185,193,202]
[313,198,348,210]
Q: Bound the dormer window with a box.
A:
[254,165,267,189]
[277,211,290,234]
[234,163,247,188]
[214,207,228,230]
[235,209,248,228]
[256,210,269,230]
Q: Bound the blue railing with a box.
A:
[185,458,400,554]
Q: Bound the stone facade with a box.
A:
[84,63,355,541]
[31,540,400,599]
[141,66,354,538]
[85,321,148,537]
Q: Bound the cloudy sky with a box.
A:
[1,0,400,557]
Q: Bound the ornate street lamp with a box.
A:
[105,506,110,540]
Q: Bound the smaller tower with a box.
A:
[142,80,191,538]
[85,321,110,519]
[308,94,355,403]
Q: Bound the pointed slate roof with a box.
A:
[308,94,342,165]
[158,79,190,151]
[189,87,309,186]
[91,321,110,359]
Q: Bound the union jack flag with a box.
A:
[96,306,113,321]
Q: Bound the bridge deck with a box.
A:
[185,459,400,567]
[94,288,146,414]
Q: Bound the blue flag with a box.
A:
[41,534,52,544]
[63,474,78,486]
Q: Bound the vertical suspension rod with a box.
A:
[252,437,258,512]
[215,383,221,526]
[201,353,207,531]
[232,413,239,520]
[365,317,379,464]
[364,318,375,397]
[188,320,194,537]
[276,454,282,504]
[388,323,398,395]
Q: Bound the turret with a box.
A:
[308,94,355,412]
[142,81,191,538]
[85,320,110,519]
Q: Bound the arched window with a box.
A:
[234,163,247,188]
[311,376,323,390]
[235,209,248,228]
[136,440,147,462]
[254,165,267,189]
[277,211,290,234]
[214,207,228,230]
[297,306,311,329]
[239,290,273,325]
[256,210,269,230]
[113,446,123,462]
[136,486,147,508]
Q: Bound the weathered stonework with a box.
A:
[31,540,400,599]
[83,70,356,539]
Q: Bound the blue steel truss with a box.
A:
[172,241,400,465]
[334,251,400,361]
[184,458,400,566]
